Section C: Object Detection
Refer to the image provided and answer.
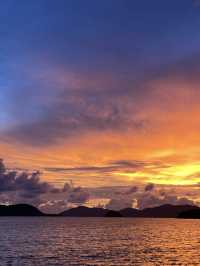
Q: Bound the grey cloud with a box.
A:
[39,200,69,214]
[45,160,171,177]
[68,189,90,204]
[111,160,146,168]
[0,160,6,174]
[137,193,196,209]
[105,198,133,211]
[126,186,138,194]
[3,41,200,148]
[62,183,71,192]
[39,187,90,213]
[0,159,90,208]
[0,160,51,197]
[145,183,154,192]
[3,78,147,146]
[45,160,147,176]
[115,185,138,195]
[0,159,198,212]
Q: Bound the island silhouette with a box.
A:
[0,203,199,218]
[0,204,44,216]
[178,209,200,219]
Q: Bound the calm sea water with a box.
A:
[0,218,199,266]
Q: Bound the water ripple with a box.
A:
[0,217,199,265]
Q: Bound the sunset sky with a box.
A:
[1,0,200,213]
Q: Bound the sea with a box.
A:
[0,217,199,265]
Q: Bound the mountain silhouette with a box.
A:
[178,209,200,219]
[0,204,44,216]
[60,204,199,218]
[0,203,199,217]
[134,204,199,218]
[60,206,108,217]
[105,210,123,217]
[105,204,199,218]
[120,208,140,217]
[60,206,122,217]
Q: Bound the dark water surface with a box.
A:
[0,217,199,265]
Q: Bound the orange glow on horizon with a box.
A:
[1,76,200,191]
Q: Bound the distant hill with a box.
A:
[178,209,200,219]
[0,204,44,216]
[60,206,123,217]
[119,204,199,218]
[0,203,199,218]
[120,208,140,217]
[136,204,199,218]
[60,204,199,218]
[105,210,123,217]
[60,206,108,217]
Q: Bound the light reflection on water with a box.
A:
[0,217,199,265]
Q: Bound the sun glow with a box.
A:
[114,162,200,186]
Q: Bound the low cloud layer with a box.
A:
[137,193,196,210]
[0,159,199,213]
[0,159,90,213]
[106,198,134,210]
[102,183,198,211]
[0,159,51,197]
